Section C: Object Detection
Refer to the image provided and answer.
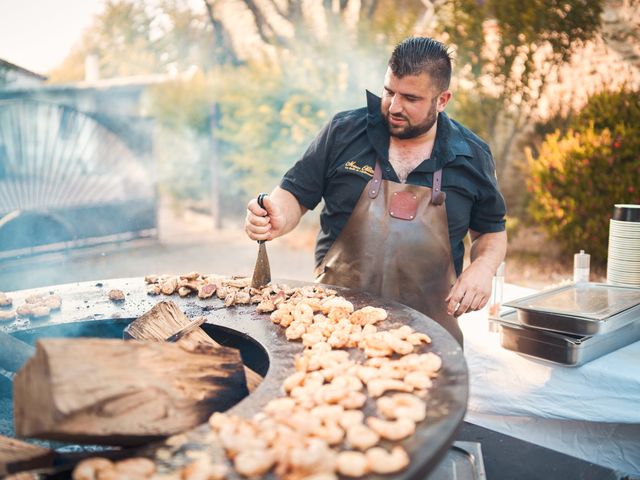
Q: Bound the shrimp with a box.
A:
[233,448,276,477]
[376,393,426,422]
[366,417,415,441]
[293,302,314,324]
[286,321,307,340]
[336,451,370,477]
[337,410,365,429]
[349,306,387,326]
[327,329,349,348]
[283,371,306,393]
[264,397,297,415]
[180,458,228,480]
[338,391,367,409]
[287,438,337,476]
[381,332,414,355]
[302,331,326,347]
[366,446,409,474]
[419,352,442,375]
[346,423,380,451]
[114,458,156,477]
[406,331,432,345]
[72,458,115,480]
[366,378,412,397]
[389,325,414,339]
[311,404,345,421]
[352,365,380,384]
[403,371,432,390]
[330,375,363,392]
[311,419,344,445]
[321,297,354,313]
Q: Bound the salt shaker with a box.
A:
[573,250,590,283]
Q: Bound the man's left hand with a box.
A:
[445,261,494,317]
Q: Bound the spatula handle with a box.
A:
[257,193,268,244]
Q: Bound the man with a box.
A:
[245,37,507,346]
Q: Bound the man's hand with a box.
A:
[244,187,306,241]
[446,230,507,317]
[445,261,494,317]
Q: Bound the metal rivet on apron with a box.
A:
[390,211,394,215]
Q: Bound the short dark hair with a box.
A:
[388,37,452,92]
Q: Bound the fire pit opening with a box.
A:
[1,318,269,439]
[10,318,269,377]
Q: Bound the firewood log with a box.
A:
[0,435,53,475]
[125,301,263,392]
[13,338,248,446]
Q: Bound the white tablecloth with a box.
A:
[459,283,640,475]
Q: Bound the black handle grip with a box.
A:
[257,192,268,209]
[257,193,268,244]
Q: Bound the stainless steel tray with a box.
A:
[503,283,640,335]
[495,309,640,366]
[427,441,486,480]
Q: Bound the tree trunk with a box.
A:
[13,338,248,446]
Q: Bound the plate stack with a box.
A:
[607,204,640,287]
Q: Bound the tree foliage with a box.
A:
[46,0,608,224]
[526,86,640,264]
[440,0,603,178]
[49,0,215,82]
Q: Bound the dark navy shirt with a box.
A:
[280,91,506,276]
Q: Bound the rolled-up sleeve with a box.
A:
[469,151,507,233]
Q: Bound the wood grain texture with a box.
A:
[126,301,263,391]
[13,338,248,445]
[0,434,53,475]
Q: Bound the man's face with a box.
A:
[381,67,451,140]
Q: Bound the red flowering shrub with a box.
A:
[526,88,640,265]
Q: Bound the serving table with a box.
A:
[459,283,640,476]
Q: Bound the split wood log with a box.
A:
[0,435,53,475]
[124,301,263,392]
[13,338,248,446]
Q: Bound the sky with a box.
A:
[0,0,104,75]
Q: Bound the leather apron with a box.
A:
[315,161,463,346]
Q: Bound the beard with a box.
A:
[382,98,438,140]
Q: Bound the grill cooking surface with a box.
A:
[2,277,468,479]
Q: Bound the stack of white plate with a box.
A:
[607,204,640,287]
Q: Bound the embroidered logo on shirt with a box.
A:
[345,161,374,177]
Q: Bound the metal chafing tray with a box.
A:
[503,283,640,335]
[427,441,487,480]
[495,309,640,366]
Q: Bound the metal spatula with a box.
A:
[251,193,272,288]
